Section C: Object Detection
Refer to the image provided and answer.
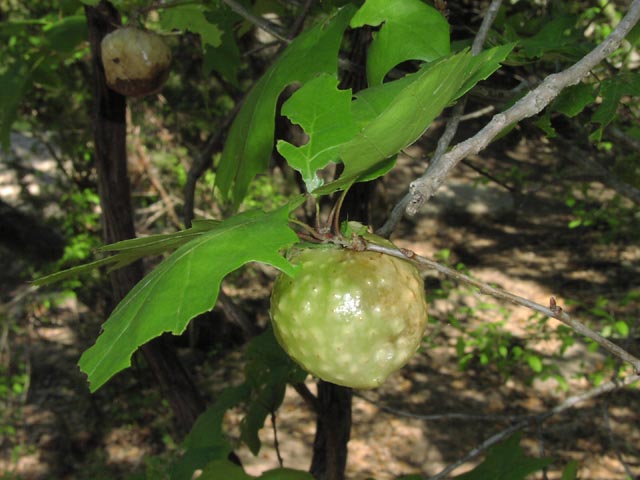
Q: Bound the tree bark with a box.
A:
[309,381,353,480]
[85,1,205,436]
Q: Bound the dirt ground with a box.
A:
[1,127,639,479]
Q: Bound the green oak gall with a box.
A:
[269,247,428,389]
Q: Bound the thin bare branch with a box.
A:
[576,152,640,205]
[364,243,640,373]
[470,0,503,55]
[271,411,284,468]
[288,0,315,38]
[293,382,320,413]
[407,0,640,216]
[221,0,290,43]
[355,392,519,422]
[429,372,640,479]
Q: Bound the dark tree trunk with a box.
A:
[85,1,205,436]
[310,381,353,480]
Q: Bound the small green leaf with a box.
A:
[519,14,588,61]
[534,113,556,138]
[552,83,596,117]
[561,460,579,480]
[0,60,32,149]
[259,469,315,480]
[199,459,253,480]
[78,202,302,392]
[171,385,250,480]
[197,461,314,480]
[626,20,640,46]
[160,4,223,48]
[568,219,582,229]
[203,33,241,86]
[201,4,242,85]
[614,320,629,337]
[241,329,307,454]
[276,74,358,191]
[591,73,640,131]
[215,5,356,206]
[350,0,450,85]
[526,354,543,373]
[454,433,553,480]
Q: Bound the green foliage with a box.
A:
[200,5,241,85]
[552,83,597,118]
[453,433,553,480]
[0,60,32,149]
[241,329,307,453]
[159,4,223,49]
[215,5,356,206]
[495,9,590,65]
[565,187,639,239]
[314,45,513,194]
[43,15,87,53]
[219,0,511,202]
[0,5,90,148]
[9,0,638,477]
[349,0,450,85]
[76,201,302,391]
[276,74,358,191]
[590,72,640,140]
[197,460,313,480]
[561,460,579,480]
[171,385,246,479]
[173,330,306,478]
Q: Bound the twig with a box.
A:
[288,0,314,38]
[429,372,640,479]
[470,0,503,55]
[407,0,640,216]
[293,382,320,413]
[221,0,290,43]
[216,287,260,339]
[535,419,549,480]
[460,105,496,121]
[364,243,640,373]
[461,158,516,193]
[271,410,284,468]
[134,142,182,229]
[574,150,640,205]
[609,125,640,151]
[354,392,519,422]
[377,0,502,237]
[602,402,635,478]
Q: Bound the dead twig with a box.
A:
[134,142,182,229]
